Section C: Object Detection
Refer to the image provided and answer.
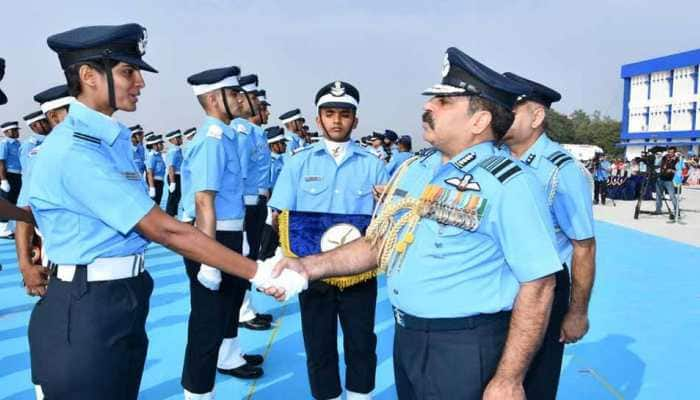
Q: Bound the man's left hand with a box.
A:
[482,377,525,400]
[559,310,589,344]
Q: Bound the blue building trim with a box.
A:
[695,65,699,95]
[621,48,700,78]
[621,78,631,134]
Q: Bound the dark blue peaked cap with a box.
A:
[315,81,359,109]
[47,24,157,73]
[187,66,241,86]
[279,108,302,122]
[503,72,561,108]
[265,126,286,143]
[239,74,258,91]
[33,84,70,104]
[423,47,528,110]
[0,57,6,105]
[384,129,398,141]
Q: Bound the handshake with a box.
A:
[197,248,308,301]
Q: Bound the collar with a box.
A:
[519,133,552,168]
[443,141,497,172]
[33,134,46,144]
[69,101,122,146]
[204,116,235,140]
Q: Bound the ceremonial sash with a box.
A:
[278,210,377,289]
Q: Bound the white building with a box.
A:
[619,49,700,159]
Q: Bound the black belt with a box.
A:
[393,307,511,331]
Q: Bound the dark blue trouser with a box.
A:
[244,201,267,261]
[181,230,246,394]
[28,267,153,400]
[299,279,378,400]
[392,311,509,400]
[524,265,571,400]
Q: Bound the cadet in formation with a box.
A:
[164,128,183,216]
[145,133,166,206]
[269,80,389,400]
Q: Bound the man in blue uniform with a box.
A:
[165,129,183,216]
[385,135,413,176]
[145,133,166,206]
[181,66,270,399]
[500,72,596,400]
[258,126,288,260]
[236,76,275,330]
[591,153,611,205]
[25,24,306,400]
[183,126,197,142]
[15,84,74,298]
[368,131,387,161]
[279,108,304,155]
[267,48,562,400]
[0,121,22,204]
[383,129,399,159]
[0,58,6,106]
[269,80,389,400]
[20,112,50,172]
[130,124,146,175]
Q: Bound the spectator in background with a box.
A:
[655,147,679,219]
[591,152,611,205]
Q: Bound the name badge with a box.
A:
[304,175,322,182]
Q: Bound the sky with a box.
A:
[1,0,699,147]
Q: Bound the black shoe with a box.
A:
[256,313,273,323]
[243,354,264,366]
[217,363,263,379]
[239,315,272,331]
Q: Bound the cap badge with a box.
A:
[330,81,345,97]
[138,28,148,55]
[441,53,450,78]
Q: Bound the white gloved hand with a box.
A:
[168,182,176,193]
[197,264,222,291]
[251,248,308,301]
[148,186,156,198]
[0,180,10,193]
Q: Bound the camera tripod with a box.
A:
[634,173,675,220]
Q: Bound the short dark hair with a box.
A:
[467,96,515,140]
[64,61,106,97]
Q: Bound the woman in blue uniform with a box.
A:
[145,133,166,206]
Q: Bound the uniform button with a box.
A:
[435,242,443,248]
[393,289,399,295]
[335,189,340,194]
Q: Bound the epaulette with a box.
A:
[417,147,437,158]
[479,155,522,184]
[545,150,574,169]
[292,145,312,156]
[73,132,101,145]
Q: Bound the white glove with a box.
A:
[197,264,222,291]
[148,186,156,198]
[0,180,9,193]
[168,182,176,193]
[251,248,308,301]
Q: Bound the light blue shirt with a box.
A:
[181,116,245,220]
[252,124,272,191]
[146,150,165,180]
[270,140,389,215]
[384,142,562,318]
[505,134,595,265]
[269,153,285,190]
[231,118,260,197]
[16,142,44,207]
[165,146,183,174]
[594,160,611,181]
[0,138,22,173]
[385,150,413,176]
[20,134,45,173]
[284,131,303,156]
[27,101,153,264]
[133,143,146,175]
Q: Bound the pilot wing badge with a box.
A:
[445,174,481,192]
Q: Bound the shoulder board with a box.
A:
[545,150,574,169]
[417,147,437,158]
[73,132,101,145]
[292,145,312,156]
[479,155,522,184]
[206,125,223,140]
[236,124,248,134]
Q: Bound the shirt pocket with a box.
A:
[300,179,329,209]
